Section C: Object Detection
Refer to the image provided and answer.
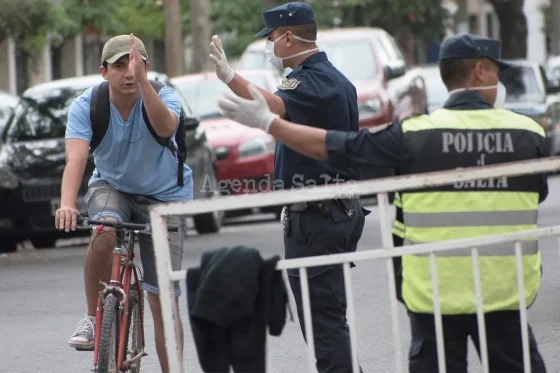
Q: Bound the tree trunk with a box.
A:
[164,0,184,77]
[189,0,211,73]
[551,0,560,55]
[488,0,527,59]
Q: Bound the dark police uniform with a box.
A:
[255,3,368,373]
[322,34,548,372]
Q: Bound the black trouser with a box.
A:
[408,311,547,373]
[284,199,367,373]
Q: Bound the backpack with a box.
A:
[88,80,187,187]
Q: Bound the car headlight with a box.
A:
[238,136,275,158]
[358,98,382,120]
[0,166,19,189]
[214,146,230,161]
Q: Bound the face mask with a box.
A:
[494,82,506,108]
[448,81,507,108]
[265,33,319,70]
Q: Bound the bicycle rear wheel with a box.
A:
[97,294,120,373]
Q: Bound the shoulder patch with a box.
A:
[278,78,301,90]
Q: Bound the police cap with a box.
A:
[254,2,316,38]
[439,33,514,71]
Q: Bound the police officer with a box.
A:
[209,2,368,372]
[217,33,549,372]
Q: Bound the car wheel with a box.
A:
[193,166,224,234]
[0,236,19,253]
[31,234,58,249]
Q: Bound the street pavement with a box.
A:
[1,176,560,373]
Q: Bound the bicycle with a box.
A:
[76,216,178,373]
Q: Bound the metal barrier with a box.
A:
[149,156,560,373]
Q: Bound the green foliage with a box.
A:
[208,0,448,58]
[338,0,449,42]
[61,0,165,39]
[0,0,63,53]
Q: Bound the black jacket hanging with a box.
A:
[186,246,291,373]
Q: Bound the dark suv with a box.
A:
[0,72,223,253]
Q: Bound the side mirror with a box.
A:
[384,61,406,80]
[183,116,200,131]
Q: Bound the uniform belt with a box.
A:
[285,197,357,214]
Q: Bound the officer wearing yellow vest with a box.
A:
[217,33,548,372]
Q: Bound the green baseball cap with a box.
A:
[101,34,148,64]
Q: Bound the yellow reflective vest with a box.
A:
[400,108,545,315]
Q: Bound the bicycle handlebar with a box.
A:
[77,216,179,233]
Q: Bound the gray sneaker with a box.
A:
[68,314,95,350]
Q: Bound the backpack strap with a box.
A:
[141,80,185,187]
[89,80,111,153]
[142,80,169,147]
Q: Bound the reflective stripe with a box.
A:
[404,239,538,256]
[404,210,538,228]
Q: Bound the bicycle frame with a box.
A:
[92,229,146,372]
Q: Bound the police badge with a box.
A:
[278,78,301,91]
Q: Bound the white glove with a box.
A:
[209,35,235,84]
[217,85,279,133]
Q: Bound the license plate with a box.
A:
[50,198,87,216]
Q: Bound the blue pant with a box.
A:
[284,199,367,373]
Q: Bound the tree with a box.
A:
[164,0,184,77]
[488,0,527,59]
[61,0,165,40]
[0,0,79,53]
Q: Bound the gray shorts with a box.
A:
[85,180,185,297]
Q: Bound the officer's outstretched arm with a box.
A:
[227,74,287,118]
[218,85,403,168]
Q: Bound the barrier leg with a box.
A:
[471,248,489,373]
[150,211,183,373]
[515,241,531,373]
[377,192,404,373]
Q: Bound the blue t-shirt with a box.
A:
[66,85,193,202]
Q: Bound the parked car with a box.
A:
[238,27,428,184]
[239,27,428,126]
[171,69,283,218]
[500,60,560,156]
[418,64,448,113]
[0,72,222,253]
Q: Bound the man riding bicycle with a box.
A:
[55,34,192,373]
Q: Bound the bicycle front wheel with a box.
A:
[97,294,120,373]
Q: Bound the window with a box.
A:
[6,87,80,142]
[322,40,377,79]
[175,75,269,119]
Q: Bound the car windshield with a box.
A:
[420,67,448,107]
[500,66,542,103]
[5,87,80,142]
[321,40,377,79]
[175,76,268,119]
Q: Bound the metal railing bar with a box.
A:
[472,248,489,373]
[515,241,531,373]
